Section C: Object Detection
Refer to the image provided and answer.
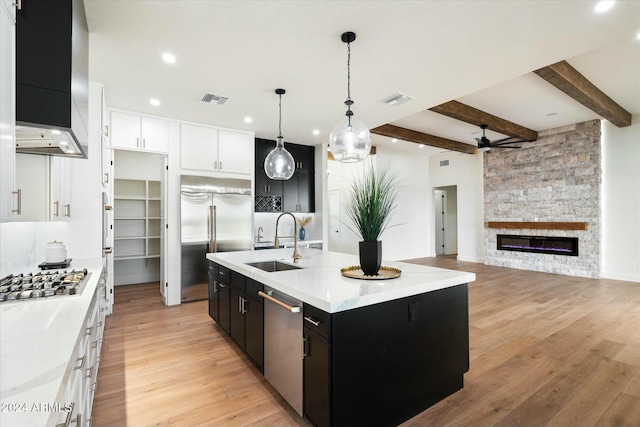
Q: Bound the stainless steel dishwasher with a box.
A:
[260,285,303,416]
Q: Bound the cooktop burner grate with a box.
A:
[0,269,91,303]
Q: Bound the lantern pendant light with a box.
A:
[264,88,295,180]
[329,31,371,163]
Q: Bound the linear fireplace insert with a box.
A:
[497,234,579,256]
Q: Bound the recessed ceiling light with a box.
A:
[60,140,68,146]
[244,116,252,123]
[150,98,160,106]
[594,0,615,13]
[391,138,398,143]
[162,52,176,63]
[313,129,320,135]
[418,144,424,149]
[51,129,61,135]
[636,31,640,40]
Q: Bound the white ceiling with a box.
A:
[85,1,640,156]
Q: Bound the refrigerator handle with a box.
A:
[208,205,214,253]
[213,205,218,253]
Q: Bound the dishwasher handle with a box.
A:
[258,290,301,313]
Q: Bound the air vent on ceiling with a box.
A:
[383,93,413,106]
[201,93,229,105]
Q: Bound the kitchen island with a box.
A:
[207,248,475,427]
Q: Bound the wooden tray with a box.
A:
[340,265,401,280]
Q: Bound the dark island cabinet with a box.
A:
[303,305,331,427]
[217,266,231,333]
[214,264,264,372]
[303,283,469,427]
[255,139,314,213]
[207,262,219,322]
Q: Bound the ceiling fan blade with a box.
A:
[492,145,521,149]
[491,136,520,144]
[475,137,482,144]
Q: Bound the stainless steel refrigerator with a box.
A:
[180,175,252,302]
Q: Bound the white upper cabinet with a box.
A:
[0,3,15,222]
[218,129,253,175]
[110,111,169,153]
[50,156,71,221]
[180,123,219,171]
[180,123,253,175]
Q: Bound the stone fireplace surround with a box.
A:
[484,120,601,278]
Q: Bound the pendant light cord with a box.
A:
[346,40,353,127]
[278,92,283,141]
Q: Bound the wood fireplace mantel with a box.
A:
[486,222,588,231]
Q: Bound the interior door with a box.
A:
[328,190,341,252]
[434,190,445,255]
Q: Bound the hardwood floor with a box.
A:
[92,258,640,427]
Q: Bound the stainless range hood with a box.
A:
[15,0,89,158]
[15,126,86,157]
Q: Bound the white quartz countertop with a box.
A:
[0,258,104,427]
[207,249,475,313]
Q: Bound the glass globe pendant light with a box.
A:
[329,31,371,163]
[264,88,295,180]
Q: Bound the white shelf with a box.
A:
[113,178,163,285]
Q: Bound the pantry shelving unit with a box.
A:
[113,179,162,285]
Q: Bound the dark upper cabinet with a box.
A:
[255,138,284,197]
[255,139,315,213]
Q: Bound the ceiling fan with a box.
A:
[476,124,524,152]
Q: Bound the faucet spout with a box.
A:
[274,212,301,263]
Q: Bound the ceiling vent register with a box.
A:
[201,93,229,105]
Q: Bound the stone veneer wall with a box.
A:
[484,120,601,278]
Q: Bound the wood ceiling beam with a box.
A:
[371,124,478,154]
[533,60,631,127]
[429,100,538,141]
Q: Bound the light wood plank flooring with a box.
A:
[92,257,640,427]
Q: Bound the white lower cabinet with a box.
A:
[53,270,107,427]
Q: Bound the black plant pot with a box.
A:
[359,240,382,276]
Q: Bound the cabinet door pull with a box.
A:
[302,336,309,358]
[219,161,223,170]
[55,402,74,427]
[65,204,71,218]
[136,137,140,147]
[74,356,85,370]
[218,282,226,288]
[11,189,21,214]
[304,316,321,327]
[214,160,218,170]
[242,297,247,314]
[104,172,109,183]
[53,201,60,217]
[143,138,146,148]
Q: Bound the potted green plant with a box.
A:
[345,162,399,275]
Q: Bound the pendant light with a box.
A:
[329,31,371,163]
[264,88,295,180]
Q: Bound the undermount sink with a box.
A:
[246,260,303,272]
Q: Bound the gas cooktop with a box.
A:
[0,269,91,303]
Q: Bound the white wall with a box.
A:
[429,152,484,263]
[602,116,640,282]
[326,147,431,261]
